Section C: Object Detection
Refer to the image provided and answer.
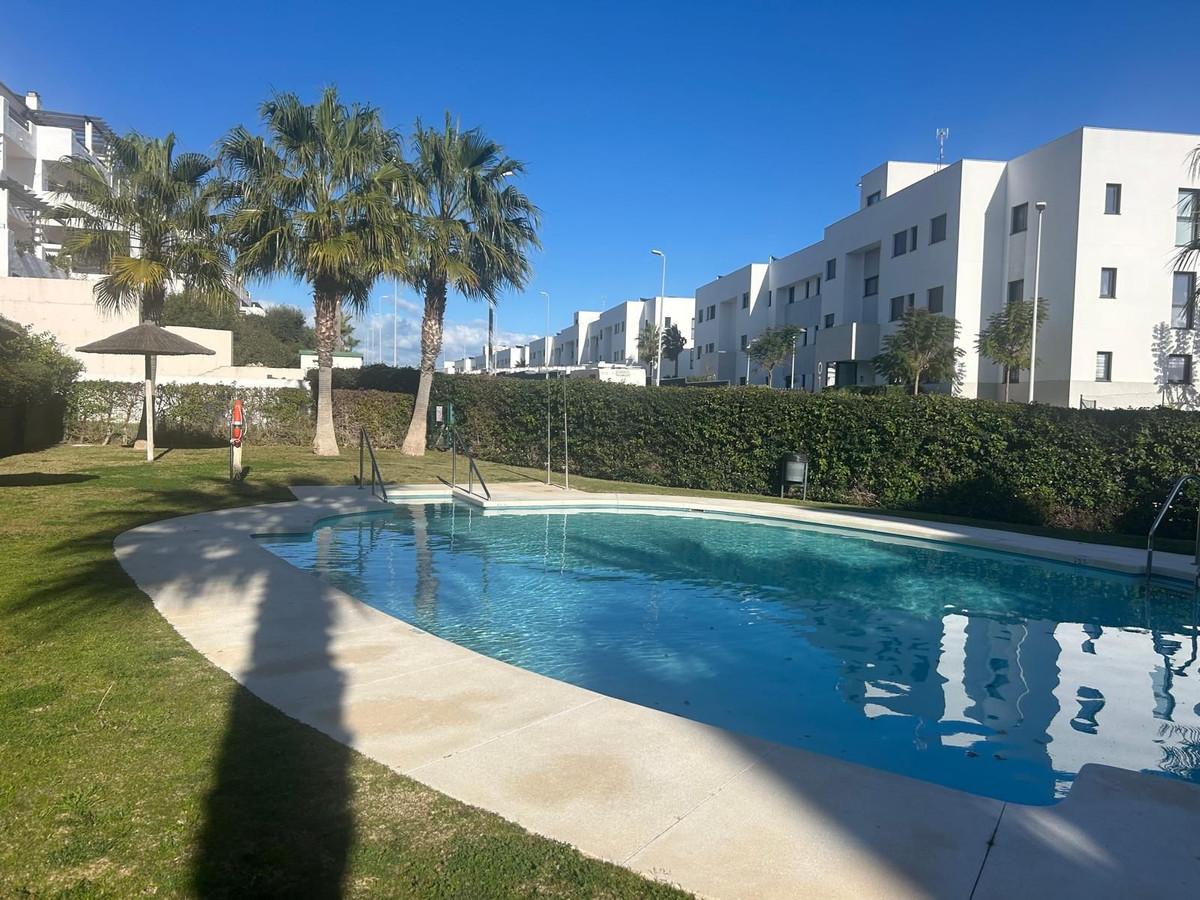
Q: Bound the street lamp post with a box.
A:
[392,278,399,367]
[790,328,807,389]
[1029,200,1048,404]
[650,249,666,386]
[539,290,551,485]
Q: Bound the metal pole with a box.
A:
[651,250,666,386]
[563,374,569,490]
[746,352,751,385]
[790,340,796,390]
[540,291,551,485]
[392,278,398,367]
[358,429,364,489]
[1029,201,1047,403]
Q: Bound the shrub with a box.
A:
[425,376,1200,537]
[65,381,313,446]
[0,324,83,407]
[331,389,414,448]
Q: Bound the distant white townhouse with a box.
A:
[694,126,1200,407]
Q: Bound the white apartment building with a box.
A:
[552,310,600,367]
[1,82,113,278]
[697,126,1200,406]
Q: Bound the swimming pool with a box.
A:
[258,503,1200,805]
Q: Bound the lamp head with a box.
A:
[650,249,665,257]
[1035,201,1047,212]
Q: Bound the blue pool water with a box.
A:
[258,503,1200,804]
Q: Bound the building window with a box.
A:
[1168,354,1193,384]
[706,342,714,353]
[864,275,879,296]
[815,275,821,294]
[1173,272,1196,329]
[893,230,908,257]
[1100,267,1117,298]
[1011,202,1028,234]
[1095,351,1112,382]
[930,213,947,244]
[1105,183,1122,215]
[826,258,837,280]
[739,376,747,385]
[867,191,881,206]
[741,292,749,309]
[1177,189,1200,246]
[1008,367,1020,383]
[740,334,748,349]
[767,291,772,307]
[889,296,905,321]
[665,316,672,327]
[824,313,835,328]
[927,285,945,313]
[708,304,716,318]
[788,286,795,304]
[909,225,918,251]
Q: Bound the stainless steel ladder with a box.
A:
[1145,474,1200,586]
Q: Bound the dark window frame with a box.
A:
[1104,183,1122,215]
[930,213,947,244]
[1011,202,1029,234]
[1100,267,1118,299]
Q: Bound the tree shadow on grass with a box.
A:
[0,472,100,487]
[10,481,355,898]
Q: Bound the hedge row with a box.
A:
[429,375,1200,536]
[65,381,413,449]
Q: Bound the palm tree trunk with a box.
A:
[313,293,340,456]
[401,279,447,456]
[913,375,920,396]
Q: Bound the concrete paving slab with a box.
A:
[973,764,1200,900]
[627,742,1003,900]
[412,696,762,862]
[284,653,600,771]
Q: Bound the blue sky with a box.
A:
[4,0,1197,363]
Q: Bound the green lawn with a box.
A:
[0,444,691,899]
[0,442,1174,898]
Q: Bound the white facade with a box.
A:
[1,82,113,279]
[697,126,1200,407]
[298,350,363,371]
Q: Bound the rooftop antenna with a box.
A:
[936,128,950,171]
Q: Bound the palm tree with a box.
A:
[873,308,963,395]
[976,298,1049,401]
[661,323,687,377]
[220,88,408,455]
[55,132,235,324]
[54,132,237,455]
[398,115,540,456]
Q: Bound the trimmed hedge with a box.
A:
[64,381,415,450]
[429,375,1200,537]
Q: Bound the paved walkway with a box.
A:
[114,485,1200,899]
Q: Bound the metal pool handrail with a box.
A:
[439,427,491,501]
[357,427,388,501]
[1146,474,1200,586]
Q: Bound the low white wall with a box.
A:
[0,276,305,385]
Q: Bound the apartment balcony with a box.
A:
[813,322,880,362]
[3,108,35,156]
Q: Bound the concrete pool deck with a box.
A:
[114,483,1200,899]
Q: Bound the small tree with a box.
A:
[661,323,687,377]
[748,325,801,387]
[976,298,1049,401]
[873,309,963,395]
[636,321,662,367]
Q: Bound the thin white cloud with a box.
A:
[352,312,539,367]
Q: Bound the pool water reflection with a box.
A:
[258,504,1200,805]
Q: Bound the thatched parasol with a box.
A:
[78,322,215,462]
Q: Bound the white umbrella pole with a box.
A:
[144,354,155,462]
